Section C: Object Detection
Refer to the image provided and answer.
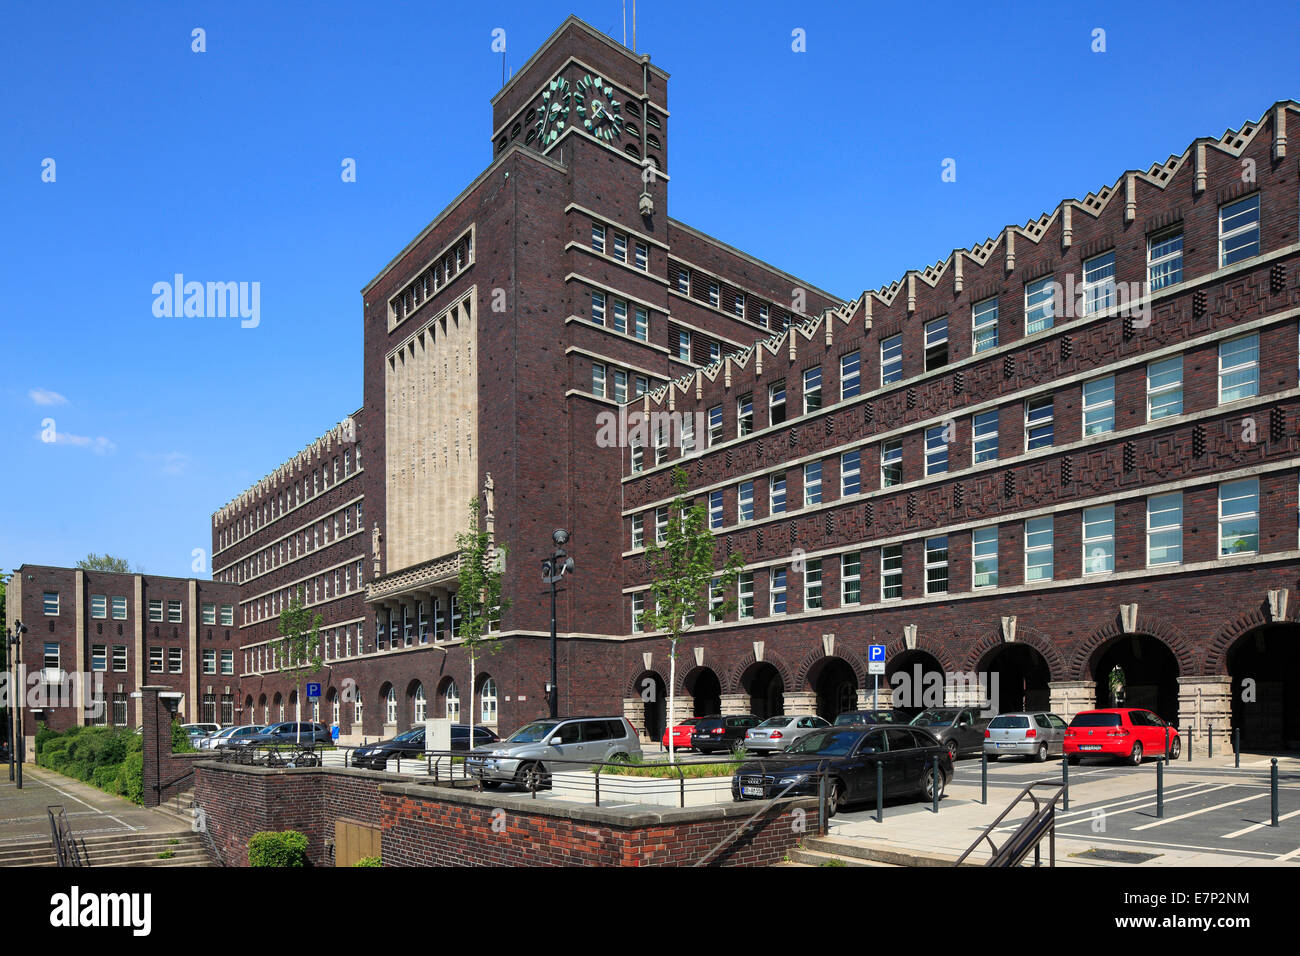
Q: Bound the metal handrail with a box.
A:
[47,805,86,868]
[954,780,1064,867]
[693,759,830,867]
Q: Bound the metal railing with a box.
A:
[694,760,831,867]
[955,780,1065,868]
[47,805,87,868]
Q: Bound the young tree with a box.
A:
[455,496,511,741]
[276,587,324,744]
[643,467,745,762]
[76,553,135,573]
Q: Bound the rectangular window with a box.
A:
[1025,516,1054,582]
[112,693,127,727]
[612,369,628,404]
[972,297,998,353]
[680,413,695,452]
[709,578,725,623]
[149,646,163,673]
[676,329,691,361]
[840,351,861,399]
[634,375,648,396]
[924,316,949,370]
[1081,251,1116,315]
[91,645,107,672]
[737,394,754,436]
[635,241,648,271]
[201,602,216,625]
[630,441,643,474]
[708,406,723,446]
[1025,276,1055,335]
[90,594,106,619]
[972,526,998,589]
[591,290,606,325]
[1220,194,1260,266]
[1025,396,1054,450]
[634,306,648,341]
[44,642,60,671]
[111,596,127,620]
[591,222,606,253]
[841,553,861,605]
[167,600,182,624]
[612,298,628,334]
[738,572,754,619]
[803,366,822,413]
[592,363,606,398]
[631,514,644,549]
[804,559,823,610]
[677,267,690,294]
[220,604,234,626]
[769,380,787,425]
[221,650,234,675]
[925,425,948,476]
[841,449,861,496]
[1082,505,1115,574]
[708,282,720,307]
[1148,228,1183,290]
[655,506,669,546]
[112,645,127,672]
[925,536,949,594]
[709,490,724,530]
[769,473,787,514]
[881,545,903,600]
[804,461,823,505]
[1147,356,1183,420]
[612,232,627,262]
[203,649,217,675]
[631,593,645,633]
[44,592,59,616]
[1219,333,1260,403]
[738,481,754,522]
[654,421,669,464]
[880,334,903,385]
[770,567,787,615]
[1219,478,1259,556]
[1147,493,1182,566]
[1082,375,1116,436]
[709,342,721,362]
[881,438,903,487]
[972,410,999,464]
[734,292,746,317]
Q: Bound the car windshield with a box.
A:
[1071,713,1122,728]
[989,715,1030,728]
[505,721,560,743]
[787,730,862,756]
[758,717,792,728]
[393,728,423,742]
[910,709,959,727]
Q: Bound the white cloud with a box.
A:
[141,451,189,476]
[41,431,117,454]
[29,388,68,406]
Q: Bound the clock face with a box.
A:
[534,76,572,147]
[575,74,623,142]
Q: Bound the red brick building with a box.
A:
[206,16,1300,755]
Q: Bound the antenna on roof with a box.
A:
[633,0,637,52]
[622,0,627,46]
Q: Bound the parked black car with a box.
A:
[691,714,760,754]
[352,724,499,769]
[731,726,952,816]
[228,721,331,747]
[833,710,898,727]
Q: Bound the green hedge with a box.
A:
[353,855,382,867]
[248,831,309,867]
[35,725,148,804]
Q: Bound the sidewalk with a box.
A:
[0,766,191,846]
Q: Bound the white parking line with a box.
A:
[1131,792,1267,831]
[1049,785,1229,828]
[31,774,100,812]
[1274,845,1300,862]
[1223,809,1300,839]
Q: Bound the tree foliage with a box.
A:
[75,553,136,573]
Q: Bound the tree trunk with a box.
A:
[668,640,677,765]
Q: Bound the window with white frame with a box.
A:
[1218,334,1259,403]
[804,559,823,610]
[591,290,606,325]
[680,414,695,452]
[149,599,162,621]
[655,506,668,545]
[841,351,861,399]
[1025,276,1055,335]
[709,490,724,529]
[804,461,822,504]
[803,366,822,413]
[769,473,787,514]
[709,578,724,623]
[972,526,998,589]
[924,425,948,475]
[677,267,690,294]
[676,329,691,361]
[1025,396,1054,450]
[612,232,627,262]
[354,694,363,726]
[1082,505,1115,574]
[612,369,628,403]
[1219,194,1260,267]
[770,567,788,615]
[112,596,128,620]
[591,222,606,253]
[972,297,998,353]
[1219,478,1259,556]
[1082,375,1115,436]
[841,552,861,605]
[769,380,787,425]
[1024,517,1054,582]
[1147,356,1183,419]
[634,241,648,271]
[1081,251,1116,315]
[737,394,754,437]
[112,645,127,672]
[612,298,628,334]
[634,306,648,340]
[480,678,497,724]
[149,646,163,673]
[924,317,949,370]
[167,600,182,624]
[220,650,234,675]
[630,441,644,473]
[738,572,754,618]
[168,647,183,673]
[708,406,723,446]
[738,481,754,522]
[654,420,669,465]
[203,649,216,674]
[592,362,606,398]
[444,681,460,721]
[734,292,746,317]
[841,449,861,496]
[201,602,216,625]
[708,282,719,307]
[880,334,903,385]
[924,536,949,594]
[91,645,107,672]
[385,686,397,725]
[1148,227,1183,290]
[972,409,999,464]
[881,545,903,600]
[631,593,645,633]
[881,438,903,487]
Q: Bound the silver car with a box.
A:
[467,716,642,790]
[983,712,1068,761]
[743,714,829,753]
[201,724,264,750]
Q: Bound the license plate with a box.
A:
[742,786,763,796]
[997,743,1015,748]
[1080,744,1102,751]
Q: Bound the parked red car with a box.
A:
[1064,708,1181,765]
[661,718,700,751]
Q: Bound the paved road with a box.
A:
[0,767,189,845]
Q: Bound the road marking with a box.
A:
[1223,809,1300,839]
[992,785,1218,833]
[1274,845,1300,862]
[30,774,100,812]
[1053,832,1280,861]
[1131,792,1267,831]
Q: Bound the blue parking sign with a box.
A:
[306,682,321,699]
[868,644,886,663]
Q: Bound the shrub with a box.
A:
[171,723,195,753]
[248,831,309,867]
[35,723,56,755]
[117,752,144,804]
[93,765,121,794]
[353,856,382,867]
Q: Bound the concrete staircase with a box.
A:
[0,831,210,867]
[777,834,968,867]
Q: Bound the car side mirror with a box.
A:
[860,747,878,754]
[550,737,563,746]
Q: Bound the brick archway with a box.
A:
[723,651,796,696]
[1071,611,1196,681]
[960,623,1068,680]
[1205,601,1277,676]
[882,633,958,675]
[624,667,667,700]
[794,646,867,691]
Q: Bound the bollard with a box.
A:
[1234,728,1241,769]
[1208,721,1213,759]
[1272,758,1280,827]
[1062,755,1069,811]
[1156,757,1164,818]
[819,770,828,830]
[981,751,988,805]
[876,761,884,823]
[1187,726,1192,762]
[932,756,940,814]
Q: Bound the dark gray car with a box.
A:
[908,707,990,760]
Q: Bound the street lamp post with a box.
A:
[540,530,575,720]
[8,620,27,789]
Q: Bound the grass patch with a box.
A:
[595,754,741,779]
[158,850,175,860]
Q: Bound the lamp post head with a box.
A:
[552,529,569,548]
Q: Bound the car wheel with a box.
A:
[826,778,845,817]
[516,761,546,791]
[1168,736,1181,760]
[1035,743,1049,763]
[1128,742,1144,766]
[921,766,945,802]
[945,740,958,762]
[609,752,630,764]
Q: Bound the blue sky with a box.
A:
[2,0,1297,578]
